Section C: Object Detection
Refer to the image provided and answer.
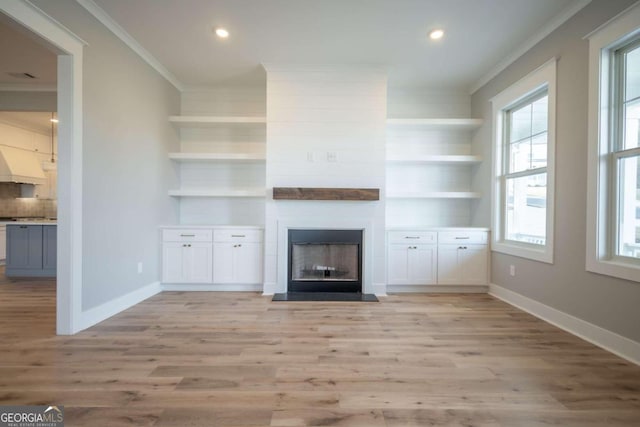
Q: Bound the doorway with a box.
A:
[0,2,85,334]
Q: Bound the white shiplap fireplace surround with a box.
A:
[263,66,388,295]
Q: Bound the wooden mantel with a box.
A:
[273,187,380,201]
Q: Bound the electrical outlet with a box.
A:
[307,152,314,162]
[326,151,338,162]
[509,265,515,277]
[137,262,143,274]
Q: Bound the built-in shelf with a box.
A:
[168,152,266,162]
[168,116,267,127]
[387,192,482,199]
[386,118,483,130]
[386,154,482,164]
[168,189,266,198]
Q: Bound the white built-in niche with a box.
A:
[386,90,483,228]
[168,88,267,226]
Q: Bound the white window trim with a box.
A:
[586,2,640,283]
[491,58,556,264]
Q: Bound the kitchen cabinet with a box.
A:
[0,225,6,263]
[387,231,437,285]
[162,229,213,283]
[213,229,263,284]
[0,225,7,265]
[5,224,56,277]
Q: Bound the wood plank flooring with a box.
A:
[1,271,639,426]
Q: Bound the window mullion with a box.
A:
[505,167,547,180]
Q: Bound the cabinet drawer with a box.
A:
[438,231,487,245]
[388,231,437,244]
[214,229,263,243]
[163,229,213,242]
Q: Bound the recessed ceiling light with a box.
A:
[215,28,229,39]
[429,29,444,40]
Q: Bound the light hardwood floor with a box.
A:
[1,270,639,426]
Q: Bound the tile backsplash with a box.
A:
[0,183,57,218]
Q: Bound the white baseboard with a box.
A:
[489,283,640,366]
[373,282,387,296]
[80,281,162,331]
[387,284,488,293]
[262,281,278,296]
[163,283,262,292]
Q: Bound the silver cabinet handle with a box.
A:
[231,234,246,238]
[180,234,195,237]
[404,236,420,239]
[455,237,470,240]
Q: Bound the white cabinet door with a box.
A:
[437,244,488,285]
[162,242,187,283]
[186,242,213,283]
[163,242,212,283]
[213,242,235,283]
[409,245,437,284]
[214,242,263,284]
[234,242,263,284]
[388,244,410,284]
[437,245,462,285]
[460,245,488,285]
[388,244,437,285]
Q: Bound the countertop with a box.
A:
[0,220,57,226]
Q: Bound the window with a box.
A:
[587,3,640,283]
[613,40,640,260]
[491,59,556,263]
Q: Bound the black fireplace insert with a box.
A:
[287,229,363,293]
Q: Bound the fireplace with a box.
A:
[288,229,363,293]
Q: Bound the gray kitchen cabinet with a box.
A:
[6,224,56,277]
[42,225,57,274]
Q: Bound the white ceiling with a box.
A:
[0,17,57,88]
[93,0,587,91]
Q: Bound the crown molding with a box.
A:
[469,0,592,94]
[75,0,184,91]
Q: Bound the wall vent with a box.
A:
[7,72,37,79]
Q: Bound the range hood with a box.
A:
[0,145,46,185]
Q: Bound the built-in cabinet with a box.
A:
[162,227,263,286]
[387,231,437,285]
[162,229,213,283]
[5,224,57,277]
[212,230,263,284]
[387,229,488,288]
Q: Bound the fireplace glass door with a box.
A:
[291,243,359,282]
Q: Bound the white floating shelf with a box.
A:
[386,118,483,130]
[168,152,266,162]
[169,116,267,127]
[387,192,482,199]
[168,188,266,198]
[386,154,482,164]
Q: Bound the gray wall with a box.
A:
[31,0,180,310]
[471,0,640,342]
